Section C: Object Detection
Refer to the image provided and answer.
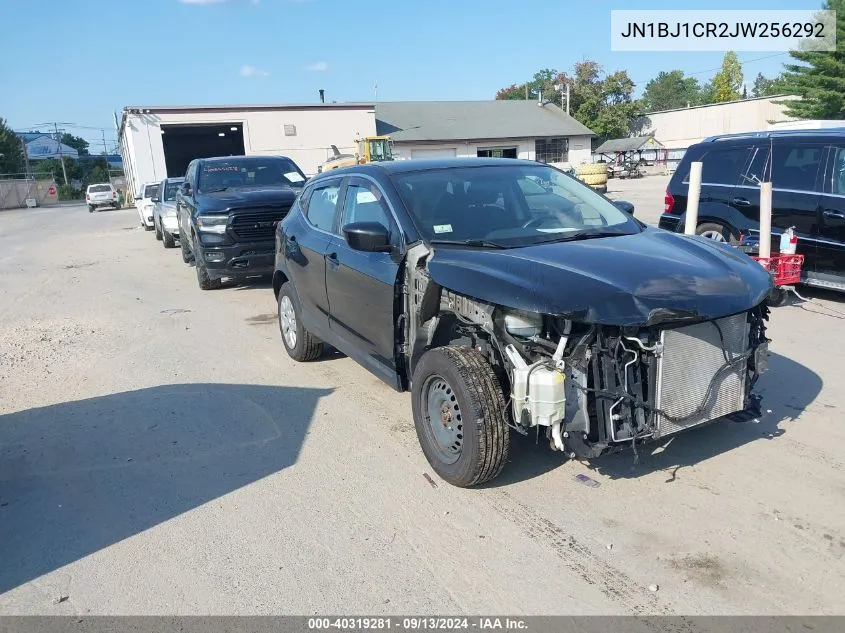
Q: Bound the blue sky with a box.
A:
[0,0,822,149]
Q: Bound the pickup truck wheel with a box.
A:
[180,232,194,263]
[162,230,176,249]
[412,346,509,487]
[154,220,163,240]
[278,283,323,361]
[768,286,791,307]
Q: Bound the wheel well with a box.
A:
[273,270,289,298]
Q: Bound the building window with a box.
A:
[477,147,518,159]
[283,124,297,136]
[535,137,568,163]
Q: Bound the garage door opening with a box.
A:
[161,123,245,177]
[477,148,517,158]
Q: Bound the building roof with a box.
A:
[594,136,664,154]
[122,103,375,114]
[375,100,595,142]
[25,137,79,160]
[18,131,48,143]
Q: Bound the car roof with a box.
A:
[86,182,113,188]
[199,155,294,164]
[314,157,544,180]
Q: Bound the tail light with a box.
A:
[664,190,676,214]
[112,191,117,198]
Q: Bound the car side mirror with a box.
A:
[614,200,635,215]
[343,221,391,252]
[134,195,142,200]
[180,182,191,196]
[151,197,160,203]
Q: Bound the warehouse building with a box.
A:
[117,103,377,197]
[118,99,595,198]
[375,100,594,165]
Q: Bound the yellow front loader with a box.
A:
[319,135,394,172]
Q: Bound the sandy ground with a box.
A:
[1,199,844,615]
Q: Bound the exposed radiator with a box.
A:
[655,312,750,437]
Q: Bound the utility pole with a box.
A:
[101,129,111,184]
[20,137,31,178]
[565,83,570,116]
[53,122,68,185]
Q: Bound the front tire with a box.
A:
[88,205,94,213]
[411,346,509,487]
[155,219,163,240]
[697,222,738,244]
[768,286,791,307]
[180,230,194,263]
[278,282,323,361]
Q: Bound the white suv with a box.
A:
[134,181,160,230]
[86,183,120,213]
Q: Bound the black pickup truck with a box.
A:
[176,155,308,290]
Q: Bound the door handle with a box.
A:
[823,209,845,220]
[326,252,339,268]
[732,197,751,207]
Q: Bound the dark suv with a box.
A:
[659,129,845,293]
[176,155,307,290]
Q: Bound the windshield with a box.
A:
[89,184,112,193]
[368,139,392,162]
[163,180,183,201]
[197,157,306,193]
[391,165,640,247]
[143,184,160,199]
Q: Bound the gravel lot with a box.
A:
[1,198,845,615]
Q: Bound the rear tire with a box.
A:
[278,282,323,361]
[88,205,94,213]
[411,346,509,487]
[697,222,738,244]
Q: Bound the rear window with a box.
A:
[143,184,160,199]
[696,147,749,185]
[88,184,112,193]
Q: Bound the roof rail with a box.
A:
[702,128,845,142]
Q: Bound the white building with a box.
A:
[117,100,596,199]
[375,100,594,166]
[117,103,378,197]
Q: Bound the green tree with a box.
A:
[778,0,845,119]
[60,133,90,156]
[641,70,702,112]
[0,117,25,174]
[712,51,744,102]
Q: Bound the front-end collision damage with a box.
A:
[400,245,770,459]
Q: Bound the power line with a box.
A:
[633,52,789,85]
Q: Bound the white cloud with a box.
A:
[304,61,328,72]
[240,65,269,77]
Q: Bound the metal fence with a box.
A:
[0,175,59,210]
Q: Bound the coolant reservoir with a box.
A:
[504,310,542,337]
[509,358,566,427]
[527,366,566,426]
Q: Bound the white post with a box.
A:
[684,161,703,235]
[759,181,773,260]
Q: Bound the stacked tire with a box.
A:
[575,163,608,195]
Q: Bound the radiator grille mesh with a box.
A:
[655,312,749,436]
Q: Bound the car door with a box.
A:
[282,178,343,335]
[813,144,845,285]
[326,176,402,374]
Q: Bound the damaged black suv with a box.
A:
[272,158,773,487]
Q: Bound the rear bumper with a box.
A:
[658,213,682,232]
[198,240,275,276]
[89,200,118,207]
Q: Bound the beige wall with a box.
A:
[0,178,58,210]
[121,106,378,189]
[394,135,593,166]
[638,96,800,149]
